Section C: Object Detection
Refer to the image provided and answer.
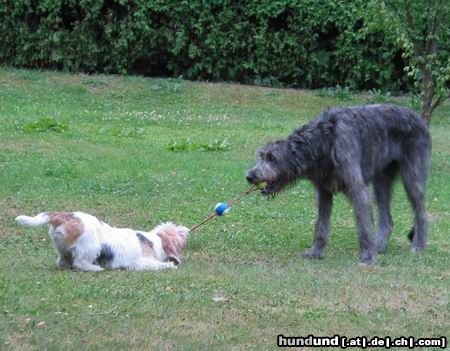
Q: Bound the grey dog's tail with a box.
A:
[407,227,415,242]
[15,213,50,227]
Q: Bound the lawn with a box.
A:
[0,67,449,350]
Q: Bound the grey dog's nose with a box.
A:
[246,173,255,183]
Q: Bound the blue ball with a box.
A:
[214,202,230,216]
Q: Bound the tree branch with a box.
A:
[404,0,424,59]
[426,0,443,55]
[431,94,445,112]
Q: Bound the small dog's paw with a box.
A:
[73,263,105,272]
[300,249,324,260]
[56,258,73,269]
[90,265,105,272]
[167,262,177,269]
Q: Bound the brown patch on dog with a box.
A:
[136,232,155,257]
[48,212,84,245]
[157,224,187,265]
[140,241,154,257]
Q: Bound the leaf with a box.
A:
[212,295,230,303]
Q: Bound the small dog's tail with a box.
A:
[15,213,50,227]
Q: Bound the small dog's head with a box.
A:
[246,140,298,196]
[153,222,190,265]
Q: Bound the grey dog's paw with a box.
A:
[359,251,377,266]
[300,249,324,260]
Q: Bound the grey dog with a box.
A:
[246,104,431,264]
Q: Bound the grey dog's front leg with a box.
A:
[349,186,376,264]
[302,188,333,259]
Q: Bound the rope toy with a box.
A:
[189,182,266,233]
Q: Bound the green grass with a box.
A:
[0,67,449,350]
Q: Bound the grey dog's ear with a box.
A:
[331,147,340,167]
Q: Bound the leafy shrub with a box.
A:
[167,139,229,152]
[150,79,185,94]
[317,85,353,101]
[19,117,68,133]
[408,95,422,112]
[82,78,111,88]
[366,89,392,104]
[0,0,414,91]
[98,126,145,138]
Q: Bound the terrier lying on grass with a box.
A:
[15,211,190,272]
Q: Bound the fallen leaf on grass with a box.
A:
[212,295,230,303]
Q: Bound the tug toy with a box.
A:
[214,202,230,216]
[189,182,266,233]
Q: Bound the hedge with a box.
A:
[0,0,410,90]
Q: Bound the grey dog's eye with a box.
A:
[267,153,275,162]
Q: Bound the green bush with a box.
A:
[18,116,68,133]
[166,138,230,152]
[0,0,411,90]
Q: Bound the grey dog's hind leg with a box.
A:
[374,167,396,253]
[401,160,429,252]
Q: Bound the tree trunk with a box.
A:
[420,67,434,127]
[413,1,444,128]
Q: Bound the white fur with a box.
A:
[16,213,50,227]
[15,211,190,272]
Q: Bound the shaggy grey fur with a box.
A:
[246,104,431,264]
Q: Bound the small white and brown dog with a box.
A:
[15,211,190,272]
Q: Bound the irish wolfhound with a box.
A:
[246,104,431,264]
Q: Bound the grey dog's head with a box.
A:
[246,140,299,196]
